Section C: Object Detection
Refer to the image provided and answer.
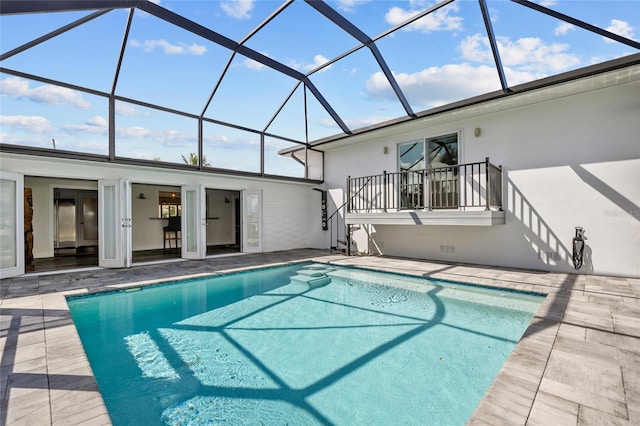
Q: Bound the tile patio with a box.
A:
[1,249,638,425]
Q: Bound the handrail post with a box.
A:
[426,167,432,211]
[346,175,351,212]
[383,170,387,212]
[485,157,490,211]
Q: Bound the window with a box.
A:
[397,132,459,209]
[158,192,181,218]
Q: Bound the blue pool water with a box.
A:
[67,262,543,425]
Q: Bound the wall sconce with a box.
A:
[474,127,482,137]
[138,193,146,199]
[383,146,388,154]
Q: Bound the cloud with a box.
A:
[554,22,575,36]
[0,77,91,109]
[604,19,635,43]
[367,64,509,109]
[334,0,371,13]
[61,115,108,134]
[129,39,206,55]
[242,57,267,70]
[0,115,54,133]
[289,55,333,73]
[385,3,463,33]
[115,125,195,148]
[221,0,254,20]
[459,33,580,75]
[539,1,557,6]
[117,126,154,138]
[115,103,140,116]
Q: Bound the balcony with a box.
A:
[345,158,505,226]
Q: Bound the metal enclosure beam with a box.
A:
[0,0,134,15]
[306,0,416,118]
[478,0,511,93]
[512,0,640,50]
[0,10,111,61]
[136,1,348,138]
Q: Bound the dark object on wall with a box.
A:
[314,189,328,231]
[24,187,34,271]
[572,227,585,270]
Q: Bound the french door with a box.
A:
[243,190,262,253]
[0,171,24,278]
[181,185,206,259]
[98,179,131,268]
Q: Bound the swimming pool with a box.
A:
[67,262,543,425]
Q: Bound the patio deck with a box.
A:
[1,249,639,425]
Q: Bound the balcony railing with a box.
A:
[347,157,502,213]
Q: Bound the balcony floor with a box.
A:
[346,209,505,226]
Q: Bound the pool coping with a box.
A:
[1,249,639,425]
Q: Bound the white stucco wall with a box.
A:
[322,76,640,277]
[3,155,323,258]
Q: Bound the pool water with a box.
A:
[67,263,543,425]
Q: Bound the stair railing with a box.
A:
[326,175,374,255]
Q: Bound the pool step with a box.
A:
[290,264,335,289]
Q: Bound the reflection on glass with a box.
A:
[398,139,425,172]
[103,185,116,260]
[247,194,260,248]
[0,180,17,269]
[186,190,197,253]
[428,133,458,209]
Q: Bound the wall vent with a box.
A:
[440,245,456,253]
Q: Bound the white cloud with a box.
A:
[0,115,54,133]
[539,1,557,6]
[61,115,108,134]
[115,103,140,116]
[161,129,194,147]
[309,55,331,71]
[334,0,371,13]
[292,55,332,73]
[221,0,254,20]
[459,33,580,75]
[115,126,195,148]
[385,4,463,33]
[86,115,107,128]
[554,22,575,36]
[366,64,507,109]
[129,39,206,55]
[117,126,154,138]
[243,57,266,70]
[604,19,635,43]
[0,77,91,109]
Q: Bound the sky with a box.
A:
[0,0,638,177]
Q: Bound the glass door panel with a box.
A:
[99,179,131,268]
[398,139,425,209]
[428,133,459,209]
[181,185,206,259]
[0,172,24,278]
[243,190,262,253]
